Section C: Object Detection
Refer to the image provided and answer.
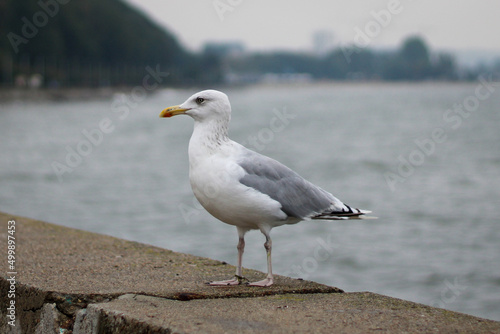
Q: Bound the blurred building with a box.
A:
[202,42,246,58]
[312,30,335,57]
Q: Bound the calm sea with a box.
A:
[1,82,499,321]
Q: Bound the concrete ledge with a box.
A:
[1,212,499,333]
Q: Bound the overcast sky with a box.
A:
[125,0,500,54]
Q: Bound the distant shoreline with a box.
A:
[0,81,485,103]
[0,87,131,102]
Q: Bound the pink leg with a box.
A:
[249,228,274,287]
[208,228,248,286]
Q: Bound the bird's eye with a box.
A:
[196,97,205,104]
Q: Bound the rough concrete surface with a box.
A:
[74,293,500,334]
[1,212,499,333]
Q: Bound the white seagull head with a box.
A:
[159,89,231,123]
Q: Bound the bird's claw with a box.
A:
[248,277,274,287]
[207,275,248,286]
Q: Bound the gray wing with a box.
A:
[238,150,350,219]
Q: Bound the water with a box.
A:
[1,82,499,321]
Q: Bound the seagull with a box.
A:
[159,90,372,287]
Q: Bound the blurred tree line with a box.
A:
[0,0,494,88]
[225,36,458,83]
[0,0,217,87]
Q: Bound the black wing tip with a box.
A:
[311,204,372,220]
[330,204,363,216]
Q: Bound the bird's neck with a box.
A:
[189,119,229,157]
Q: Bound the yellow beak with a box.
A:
[159,105,190,118]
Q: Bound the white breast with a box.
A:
[188,140,286,229]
